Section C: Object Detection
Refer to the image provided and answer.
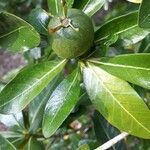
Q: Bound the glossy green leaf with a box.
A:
[0,60,66,114]
[29,74,63,132]
[82,0,105,17]
[0,12,40,52]
[43,69,80,138]
[95,11,150,45]
[89,54,150,89]
[0,135,16,150]
[83,63,150,139]
[28,8,50,35]
[73,0,105,17]
[139,0,150,28]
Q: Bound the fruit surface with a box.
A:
[48,8,94,59]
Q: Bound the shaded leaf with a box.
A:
[24,137,44,150]
[89,53,150,89]
[43,68,80,138]
[29,74,63,132]
[93,111,127,150]
[11,137,24,149]
[0,60,66,114]
[83,63,150,139]
[73,0,89,10]
[28,8,50,35]
[139,34,150,53]
[139,0,150,28]
[0,135,16,150]
[0,12,40,52]
[95,11,149,45]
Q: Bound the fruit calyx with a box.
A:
[48,8,94,59]
[48,17,79,33]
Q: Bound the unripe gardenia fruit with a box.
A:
[48,8,94,59]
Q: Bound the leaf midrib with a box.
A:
[0,26,27,39]
[88,63,150,134]
[0,60,66,108]
[0,26,38,40]
[28,137,32,150]
[89,60,150,71]
[55,0,58,13]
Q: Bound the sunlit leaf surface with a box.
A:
[84,63,150,139]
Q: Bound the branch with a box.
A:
[95,132,128,150]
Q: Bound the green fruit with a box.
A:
[48,8,94,59]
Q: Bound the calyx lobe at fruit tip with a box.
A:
[48,17,79,33]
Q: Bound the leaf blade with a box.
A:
[0,60,66,114]
[83,0,105,17]
[73,0,105,17]
[42,68,80,138]
[83,63,150,139]
[89,53,150,89]
[0,12,40,52]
